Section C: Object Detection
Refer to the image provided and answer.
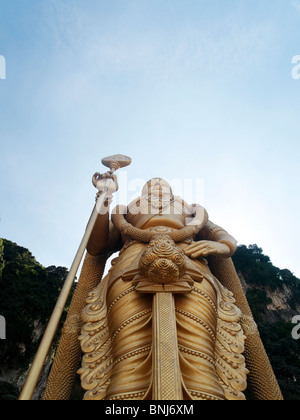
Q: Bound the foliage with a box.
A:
[259,321,300,401]
[0,382,19,401]
[233,244,300,400]
[0,239,69,399]
[233,244,300,293]
[246,289,272,322]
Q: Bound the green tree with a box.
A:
[233,244,300,400]
[0,239,69,384]
[233,244,282,291]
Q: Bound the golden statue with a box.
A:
[78,177,250,401]
[20,156,283,400]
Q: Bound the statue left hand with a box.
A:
[184,240,231,259]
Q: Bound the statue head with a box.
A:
[141,178,174,202]
[125,177,186,229]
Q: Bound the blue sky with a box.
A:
[0,0,300,277]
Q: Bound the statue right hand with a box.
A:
[93,172,119,195]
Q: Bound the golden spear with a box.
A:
[19,155,131,400]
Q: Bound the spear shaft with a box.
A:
[19,197,105,400]
[19,155,131,400]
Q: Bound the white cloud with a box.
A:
[292,0,300,12]
[40,1,281,86]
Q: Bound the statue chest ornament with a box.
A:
[122,226,204,294]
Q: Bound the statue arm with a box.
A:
[87,174,121,256]
[87,213,122,256]
[200,221,237,256]
[86,210,110,256]
[184,220,237,259]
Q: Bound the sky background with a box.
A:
[0,0,300,277]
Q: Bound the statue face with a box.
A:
[142,178,173,201]
[126,178,175,219]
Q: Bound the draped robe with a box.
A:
[78,212,248,401]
